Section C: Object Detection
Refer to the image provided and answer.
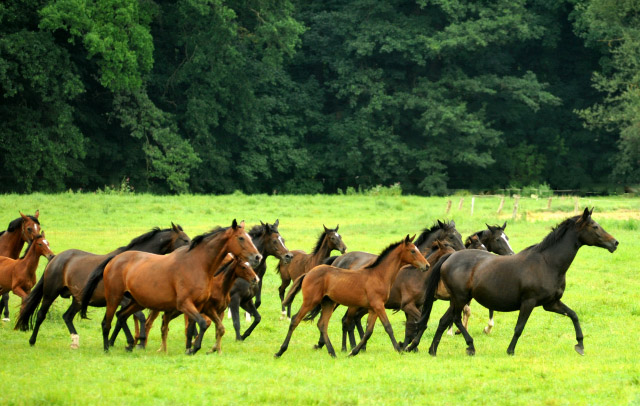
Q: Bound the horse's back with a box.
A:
[331,251,376,270]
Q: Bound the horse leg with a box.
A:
[159,311,182,353]
[28,292,57,346]
[340,309,349,352]
[373,304,401,352]
[506,298,536,356]
[317,300,337,357]
[229,295,243,341]
[133,310,146,349]
[427,305,455,356]
[401,302,421,351]
[348,310,378,357]
[62,300,82,349]
[452,304,475,356]
[115,302,144,351]
[274,300,319,358]
[1,293,9,321]
[278,278,290,319]
[177,301,209,355]
[206,312,224,354]
[102,301,120,352]
[144,310,160,349]
[543,300,584,355]
[484,309,495,334]
[239,299,261,341]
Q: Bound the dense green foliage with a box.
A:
[0,194,638,405]
[0,1,637,194]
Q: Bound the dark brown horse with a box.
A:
[277,225,347,319]
[275,235,429,358]
[464,222,514,334]
[0,233,54,304]
[406,208,619,356]
[0,211,41,321]
[15,224,190,349]
[153,254,260,353]
[85,220,261,353]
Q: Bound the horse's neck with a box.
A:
[417,233,437,253]
[367,249,404,287]
[309,238,332,267]
[0,230,26,259]
[208,269,236,305]
[251,236,269,277]
[202,238,231,276]
[536,230,581,276]
[19,246,41,274]
[133,233,171,254]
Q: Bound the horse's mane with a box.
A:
[20,239,35,259]
[248,224,267,239]
[523,216,580,253]
[119,227,168,251]
[189,227,229,251]
[414,220,453,247]
[6,216,40,233]
[365,240,403,269]
[311,230,330,255]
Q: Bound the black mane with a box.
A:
[365,240,403,269]
[523,216,580,253]
[6,216,40,233]
[189,227,229,251]
[311,230,330,255]
[414,220,453,247]
[119,227,168,251]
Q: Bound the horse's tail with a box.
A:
[415,252,453,330]
[14,277,44,331]
[80,255,114,319]
[322,255,338,265]
[282,273,306,308]
[303,301,324,321]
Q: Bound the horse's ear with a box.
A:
[404,234,411,243]
[335,224,339,231]
[589,207,594,216]
[581,207,590,221]
[34,210,39,219]
[502,221,507,230]
[450,220,455,227]
[437,220,444,228]
[19,212,28,221]
[41,231,45,238]
[274,219,279,228]
[171,222,178,232]
[239,220,245,229]
[323,224,328,232]
[260,220,265,227]
[486,223,495,232]
[232,219,238,229]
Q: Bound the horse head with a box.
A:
[323,224,347,254]
[576,208,618,253]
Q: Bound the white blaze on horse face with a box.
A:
[278,235,285,248]
[501,233,513,252]
[42,239,50,248]
[33,224,39,233]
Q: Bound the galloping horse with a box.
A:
[0,211,41,321]
[406,208,618,356]
[83,220,261,353]
[464,222,514,334]
[275,235,429,358]
[152,254,260,353]
[15,224,190,349]
[277,225,347,319]
[0,234,54,304]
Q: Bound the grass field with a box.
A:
[0,193,638,405]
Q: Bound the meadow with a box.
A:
[0,192,638,405]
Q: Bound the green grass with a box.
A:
[0,193,638,405]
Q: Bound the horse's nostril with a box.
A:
[614,240,619,247]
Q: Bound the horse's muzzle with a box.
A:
[606,239,619,253]
[249,254,263,267]
[282,252,294,264]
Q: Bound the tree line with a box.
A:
[1,0,638,194]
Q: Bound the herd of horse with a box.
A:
[0,207,618,358]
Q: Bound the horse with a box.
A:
[327,219,466,347]
[0,211,41,321]
[328,219,465,270]
[14,223,190,350]
[0,233,54,305]
[329,241,455,353]
[464,222,514,334]
[83,220,261,353]
[277,225,347,319]
[405,208,618,356]
[155,254,260,354]
[274,235,429,358]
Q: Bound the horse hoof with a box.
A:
[70,344,79,350]
[136,344,146,350]
[483,327,491,335]
[466,347,475,356]
[507,349,515,356]
[2,317,9,322]
[574,345,584,356]
[125,346,134,352]
[274,352,282,359]
[236,337,245,342]
[455,330,462,335]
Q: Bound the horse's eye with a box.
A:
[239,236,245,241]
[592,225,598,230]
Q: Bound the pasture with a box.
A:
[0,193,638,405]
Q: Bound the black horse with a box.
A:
[406,208,618,356]
[228,220,292,341]
[15,224,190,349]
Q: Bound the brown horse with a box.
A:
[15,224,190,349]
[274,235,429,358]
[85,220,261,353]
[406,208,619,356]
[277,225,347,318]
[0,211,41,321]
[155,254,260,353]
[0,234,54,304]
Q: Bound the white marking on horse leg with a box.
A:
[245,312,251,322]
[227,308,232,319]
[2,317,9,322]
[70,334,80,349]
[484,318,494,334]
[447,326,454,336]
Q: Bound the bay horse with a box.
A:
[328,219,465,270]
[274,235,429,358]
[0,233,54,304]
[14,223,190,349]
[156,254,260,353]
[464,222,514,334]
[405,208,618,356]
[277,225,347,319]
[84,220,261,353]
[0,211,41,321]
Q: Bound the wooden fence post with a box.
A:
[547,196,552,210]
[458,198,464,210]
[497,196,505,214]
[471,197,475,216]
[512,196,520,220]
[446,200,452,214]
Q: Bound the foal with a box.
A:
[275,235,429,358]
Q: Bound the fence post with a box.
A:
[497,196,505,214]
[574,197,579,214]
[547,196,552,210]
[471,197,475,216]
[445,200,452,214]
[458,198,464,210]
[512,196,520,220]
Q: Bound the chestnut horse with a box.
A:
[15,224,190,349]
[0,211,41,321]
[406,208,618,356]
[84,220,261,353]
[275,235,429,358]
[277,225,347,319]
[156,254,260,353]
[0,233,54,304]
